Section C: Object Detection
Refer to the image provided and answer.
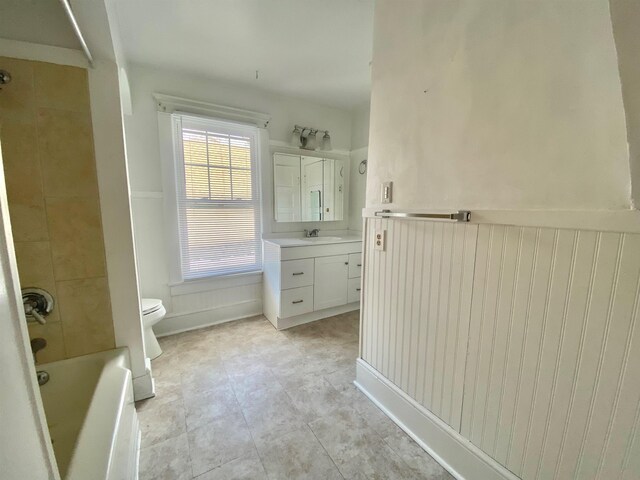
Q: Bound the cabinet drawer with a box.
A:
[348,277,362,303]
[280,286,313,318]
[281,258,314,289]
[348,253,362,278]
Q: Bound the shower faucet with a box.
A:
[22,288,54,325]
[30,338,47,364]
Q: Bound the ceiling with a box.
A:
[112,0,374,109]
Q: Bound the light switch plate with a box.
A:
[381,181,392,204]
[375,229,386,251]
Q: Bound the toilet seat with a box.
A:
[142,298,163,315]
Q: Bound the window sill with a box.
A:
[169,270,263,296]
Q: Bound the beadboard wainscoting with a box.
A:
[361,218,478,430]
[154,277,263,337]
[357,218,640,480]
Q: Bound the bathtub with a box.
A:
[38,348,140,480]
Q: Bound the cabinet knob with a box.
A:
[292,300,304,304]
[357,264,362,267]
[345,262,349,265]
[356,288,361,292]
[292,272,304,276]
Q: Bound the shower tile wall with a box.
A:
[0,56,114,363]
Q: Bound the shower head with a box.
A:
[0,70,11,85]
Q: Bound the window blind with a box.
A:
[172,114,262,280]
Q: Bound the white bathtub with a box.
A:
[38,348,140,480]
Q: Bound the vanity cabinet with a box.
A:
[263,237,362,329]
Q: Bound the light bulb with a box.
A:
[321,131,332,151]
[291,126,302,147]
[306,130,317,150]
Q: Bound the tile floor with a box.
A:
[137,311,453,479]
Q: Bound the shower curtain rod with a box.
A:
[59,0,94,67]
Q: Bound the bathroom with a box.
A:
[2,1,640,480]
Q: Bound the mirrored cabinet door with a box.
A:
[274,153,301,222]
[274,153,345,223]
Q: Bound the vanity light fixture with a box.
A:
[290,124,332,151]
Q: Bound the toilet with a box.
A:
[141,298,166,360]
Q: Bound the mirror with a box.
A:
[274,153,345,222]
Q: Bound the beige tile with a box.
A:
[180,365,229,397]
[1,122,48,241]
[139,433,192,480]
[37,107,98,198]
[0,57,36,124]
[183,382,241,432]
[27,321,66,364]
[33,62,90,113]
[137,398,186,448]
[46,197,106,280]
[283,376,350,423]
[227,367,279,402]
[57,277,114,357]
[188,410,254,477]
[383,429,453,480]
[256,426,343,480]
[194,449,267,480]
[241,388,306,447]
[309,407,414,480]
[14,241,60,322]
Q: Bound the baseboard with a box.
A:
[275,302,359,330]
[154,299,262,337]
[355,359,520,480]
[132,370,155,402]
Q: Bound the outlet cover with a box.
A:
[381,181,392,204]
[375,229,386,251]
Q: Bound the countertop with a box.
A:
[263,235,363,247]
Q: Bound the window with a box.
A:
[171,114,262,280]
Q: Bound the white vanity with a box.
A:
[263,236,362,329]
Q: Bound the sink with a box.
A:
[272,238,313,246]
[305,236,343,242]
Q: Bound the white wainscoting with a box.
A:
[463,225,640,480]
[362,217,478,429]
[154,281,263,336]
[358,218,640,480]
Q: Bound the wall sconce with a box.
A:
[291,124,332,151]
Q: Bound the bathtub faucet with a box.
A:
[30,337,47,364]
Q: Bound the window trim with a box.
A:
[158,108,265,285]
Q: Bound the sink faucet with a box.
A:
[304,228,320,238]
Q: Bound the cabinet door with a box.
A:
[314,255,348,310]
[347,277,361,304]
[348,253,362,278]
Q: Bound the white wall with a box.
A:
[367,0,632,213]
[350,101,370,151]
[358,2,640,479]
[349,102,370,231]
[610,0,640,209]
[123,63,359,331]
